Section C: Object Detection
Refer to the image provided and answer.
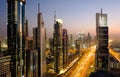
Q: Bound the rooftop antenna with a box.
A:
[38,3,40,13]
[101,8,103,15]
[54,9,56,24]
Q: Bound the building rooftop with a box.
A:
[89,71,114,77]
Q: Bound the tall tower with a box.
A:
[62,29,68,68]
[33,27,38,49]
[7,0,26,77]
[25,19,28,37]
[95,9,109,72]
[53,19,63,73]
[37,3,46,77]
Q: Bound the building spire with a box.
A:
[54,9,56,24]
[101,8,102,15]
[38,3,40,13]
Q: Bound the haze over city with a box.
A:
[0,0,120,40]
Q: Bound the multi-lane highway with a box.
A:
[64,46,96,77]
[58,44,120,77]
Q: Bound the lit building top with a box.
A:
[97,9,107,27]
[56,19,63,24]
[99,14,107,27]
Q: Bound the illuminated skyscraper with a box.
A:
[53,19,63,73]
[95,9,109,72]
[7,0,26,77]
[37,4,46,77]
[62,29,68,68]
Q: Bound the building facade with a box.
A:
[37,4,46,77]
[53,19,63,73]
[7,0,26,77]
[62,29,68,68]
[95,10,109,72]
[33,28,38,49]
[0,55,11,77]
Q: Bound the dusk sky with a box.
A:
[0,0,120,40]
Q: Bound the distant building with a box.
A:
[1,38,7,51]
[86,32,91,47]
[95,9,109,72]
[33,27,38,49]
[25,19,28,37]
[7,0,26,77]
[49,38,54,56]
[53,19,63,73]
[78,33,85,50]
[26,37,33,50]
[37,4,46,77]
[0,55,11,77]
[75,39,80,54]
[62,29,68,68]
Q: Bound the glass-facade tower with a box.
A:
[95,10,109,72]
[7,0,26,77]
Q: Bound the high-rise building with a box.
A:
[62,29,68,68]
[75,39,80,55]
[33,27,38,49]
[95,9,109,72]
[53,19,63,73]
[86,32,91,47]
[7,0,26,77]
[0,55,11,77]
[49,38,54,56]
[26,37,33,51]
[37,4,46,77]
[78,33,85,50]
[25,19,28,37]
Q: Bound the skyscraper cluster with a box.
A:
[7,0,26,77]
[1,0,119,77]
[46,13,92,76]
[7,0,46,77]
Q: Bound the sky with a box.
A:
[0,0,120,40]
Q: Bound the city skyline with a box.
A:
[1,0,120,40]
[0,0,120,77]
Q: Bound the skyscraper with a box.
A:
[7,0,26,77]
[86,32,91,47]
[25,19,28,37]
[33,27,38,49]
[53,19,63,73]
[62,29,68,68]
[37,4,46,77]
[95,9,109,72]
